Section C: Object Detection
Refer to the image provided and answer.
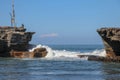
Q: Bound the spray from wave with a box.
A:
[29,44,106,61]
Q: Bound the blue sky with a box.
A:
[0,0,120,45]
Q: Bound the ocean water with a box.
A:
[0,44,120,80]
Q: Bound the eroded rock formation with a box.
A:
[10,48,48,58]
[97,28,120,57]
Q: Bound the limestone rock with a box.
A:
[10,50,34,58]
[97,28,120,57]
[33,48,47,57]
[10,48,48,58]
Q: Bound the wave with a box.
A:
[29,44,106,61]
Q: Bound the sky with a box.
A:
[0,0,120,45]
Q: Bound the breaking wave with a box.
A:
[29,44,106,60]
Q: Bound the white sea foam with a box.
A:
[29,44,106,60]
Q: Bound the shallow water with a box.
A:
[0,45,120,80]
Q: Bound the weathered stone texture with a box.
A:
[33,48,47,57]
[10,50,34,58]
[10,48,48,58]
[0,25,35,57]
[97,28,120,57]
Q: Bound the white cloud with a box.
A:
[40,33,58,38]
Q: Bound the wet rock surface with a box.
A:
[10,48,48,58]
[0,26,35,57]
[33,48,47,58]
[78,55,120,62]
[97,28,120,62]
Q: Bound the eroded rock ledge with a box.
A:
[7,48,48,58]
[78,55,120,62]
